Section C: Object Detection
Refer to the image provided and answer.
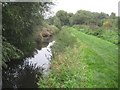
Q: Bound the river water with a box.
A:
[2,41,55,89]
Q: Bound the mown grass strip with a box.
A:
[38,27,118,88]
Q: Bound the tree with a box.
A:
[110,12,116,19]
[70,10,93,25]
[56,10,69,26]
[2,2,53,67]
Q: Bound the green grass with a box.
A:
[73,25,118,45]
[38,26,118,88]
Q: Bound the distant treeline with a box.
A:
[46,10,117,29]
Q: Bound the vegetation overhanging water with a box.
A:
[2,41,55,88]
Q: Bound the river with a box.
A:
[2,41,55,89]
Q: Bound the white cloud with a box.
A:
[52,0,119,16]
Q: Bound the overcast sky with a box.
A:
[51,0,119,16]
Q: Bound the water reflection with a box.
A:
[2,41,55,89]
[25,41,55,72]
[2,61,42,88]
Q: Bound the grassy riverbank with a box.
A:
[38,27,118,88]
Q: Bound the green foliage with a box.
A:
[2,40,23,67]
[41,22,60,34]
[37,9,118,88]
[49,10,115,27]
[52,26,76,53]
[47,12,74,27]
[53,17,62,29]
[56,10,69,26]
[103,18,117,28]
[38,27,118,88]
[46,16,54,25]
[2,2,53,67]
[110,12,116,19]
[73,25,118,45]
[2,2,51,51]
[99,28,118,44]
[70,10,93,25]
